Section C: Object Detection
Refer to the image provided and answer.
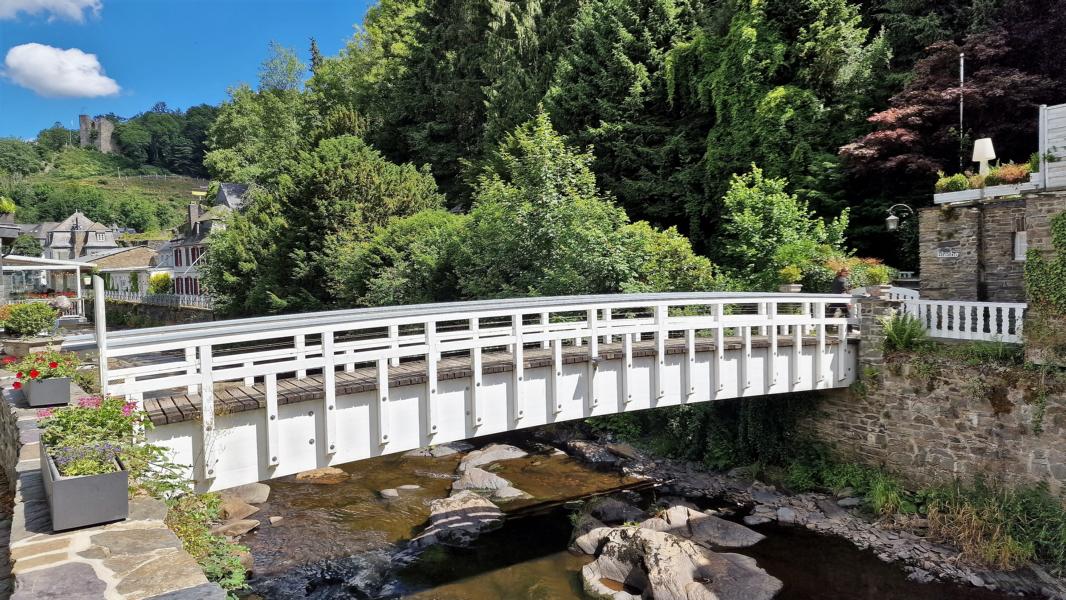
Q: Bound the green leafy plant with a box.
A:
[148,272,174,295]
[934,172,970,193]
[11,350,79,389]
[778,264,803,284]
[165,493,249,594]
[926,479,1066,575]
[881,313,929,352]
[984,162,1031,186]
[0,196,16,214]
[4,302,58,337]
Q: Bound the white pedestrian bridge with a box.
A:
[65,293,860,491]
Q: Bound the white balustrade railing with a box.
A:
[64,292,859,490]
[901,299,1027,343]
[66,292,851,402]
[102,290,213,309]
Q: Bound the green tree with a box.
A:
[544,0,707,226]
[203,135,444,313]
[667,0,889,241]
[36,122,74,153]
[8,234,42,258]
[259,42,306,92]
[327,209,467,306]
[716,165,849,289]
[619,221,725,292]
[0,139,42,176]
[457,112,633,298]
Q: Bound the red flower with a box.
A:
[1,356,15,365]
[15,372,22,379]
[48,362,58,369]
[29,369,39,379]
[12,382,21,390]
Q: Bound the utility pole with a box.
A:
[959,52,965,170]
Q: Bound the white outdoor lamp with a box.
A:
[972,137,996,176]
[885,204,914,232]
[885,213,900,232]
[82,273,92,287]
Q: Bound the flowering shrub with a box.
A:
[37,395,184,494]
[4,302,58,337]
[10,350,79,390]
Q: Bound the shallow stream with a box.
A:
[242,443,1025,600]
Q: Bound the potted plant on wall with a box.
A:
[12,350,79,407]
[864,264,894,299]
[778,265,804,293]
[37,397,137,530]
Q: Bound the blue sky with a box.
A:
[0,0,373,139]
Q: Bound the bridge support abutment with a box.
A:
[855,297,901,367]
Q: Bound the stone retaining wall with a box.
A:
[86,299,216,328]
[0,379,225,599]
[799,358,1066,494]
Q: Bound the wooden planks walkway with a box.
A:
[143,335,848,426]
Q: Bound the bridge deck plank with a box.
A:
[142,335,849,427]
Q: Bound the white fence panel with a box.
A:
[901,300,1027,343]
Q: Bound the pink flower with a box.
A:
[122,402,137,416]
[35,408,52,418]
[77,396,102,408]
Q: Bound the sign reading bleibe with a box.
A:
[936,249,960,258]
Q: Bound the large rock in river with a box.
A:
[567,440,619,466]
[410,491,504,548]
[295,466,350,484]
[458,443,528,471]
[582,527,782,600]
[639,505,765,549]
[452,466,512,492]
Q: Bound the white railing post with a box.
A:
[470,317,483,429]
[512,313,525,422]
[322,331,337,455]
[92,275,109,397]
[198,344,215,482]
[587,307,599,410]
[425,320,439,435]
[654,304,667,400]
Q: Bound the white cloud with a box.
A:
[0,0,101,22]
[4,43,120,97]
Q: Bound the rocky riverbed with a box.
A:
[217,430,1065,600]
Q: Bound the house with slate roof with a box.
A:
[159,183,249,296]
[18,211,120,261]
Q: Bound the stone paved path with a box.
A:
[0,372,225,599]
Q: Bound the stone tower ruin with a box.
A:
[78,114,114,154]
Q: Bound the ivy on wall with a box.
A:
[1024,211,1066,362]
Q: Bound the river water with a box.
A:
[241,441,1025,600]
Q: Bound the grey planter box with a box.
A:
[41,443,128,531]
[24,377,71,407]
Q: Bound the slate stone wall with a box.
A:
[918,191,1066,301]
[800,359,1066,495]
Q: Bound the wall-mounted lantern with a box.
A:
[886,204,915,232]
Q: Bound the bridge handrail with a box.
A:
[88,293,852,406]
[63,292,851,353]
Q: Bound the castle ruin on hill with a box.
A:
[78,114,114,154]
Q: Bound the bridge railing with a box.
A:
[900,299,1027,343]
[64,292,857,488]
[65,291,851,401]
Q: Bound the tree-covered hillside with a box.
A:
[204,0,1065,279]
[0,144,204,232]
